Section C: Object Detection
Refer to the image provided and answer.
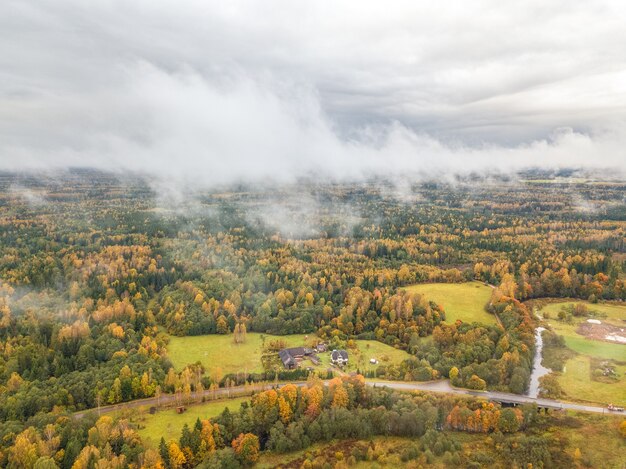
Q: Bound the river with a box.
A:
[527,326,550,398]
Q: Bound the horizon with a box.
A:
[1,1,625,184]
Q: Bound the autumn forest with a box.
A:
[0,170,624,468]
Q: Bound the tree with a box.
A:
[140,449,164,469]
[498,408,522,433]
[70,445,100,469]
[9,428,39,469]
[538,373,562,399]
[232,433,259,466]
[278,395,292,424]
[7,372,24,392]
[168,442,186,469]
[159,438,170,469]
[572,303,588,317]
[233,323,247,344]
[331,384,349,408]
[216,315,229,334]
[108,378,122,404]
[466,375,486,391]
[34,457,60,469]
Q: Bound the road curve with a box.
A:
[74,379,621,419]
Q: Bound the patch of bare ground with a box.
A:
[576,322,626,344]
[589,357,623,384]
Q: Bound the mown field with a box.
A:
[167,333,414,376]
[556,355,626,406]
[538,300,626,405]
[403,282,495,324]
[134,396,249,443]
[167,333,310,375]
[342,339,419,373]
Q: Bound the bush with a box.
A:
[400,444,420,462]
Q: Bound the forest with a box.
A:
[0,169,624,468]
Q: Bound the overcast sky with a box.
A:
[1,1,625,184]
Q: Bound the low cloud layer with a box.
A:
[1,1,625,185]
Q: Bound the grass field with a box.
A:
[134,397,249,443]
[403,282,495,324]
[167,333,414,375]
[557,355,626,406]
[537,300,625,405]
[538,301,625,361]
[542,321,624,361]
[167,333,310,375]
[346,339,417,373]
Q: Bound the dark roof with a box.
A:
[279,347,315,367]
[331,349,348,361]
[278,349,297,366]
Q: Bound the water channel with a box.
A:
[527,326,550,398]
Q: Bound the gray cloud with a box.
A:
[1,0,625,185]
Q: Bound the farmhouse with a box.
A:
[278,347,317,369]
[331,349,349,366]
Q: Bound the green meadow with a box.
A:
[538,301,625,360]
[134,397,249,443]
[167,333,414,376]
[403,282,495,325]
[538,300,626,405]
[556,355,626,406]
[167,332,310,375]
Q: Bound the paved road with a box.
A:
[370,380,620,415]
[74,379,621,419]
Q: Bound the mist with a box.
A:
[1,1,625,187]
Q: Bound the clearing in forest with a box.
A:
[167,333,311,375]
[134,396,249,442]
[403,282,495,325]
[167,332,413,376]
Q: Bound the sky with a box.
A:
[1,0,625,185]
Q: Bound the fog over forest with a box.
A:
[1,5,626,467]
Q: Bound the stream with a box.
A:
[527,326,550,398]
